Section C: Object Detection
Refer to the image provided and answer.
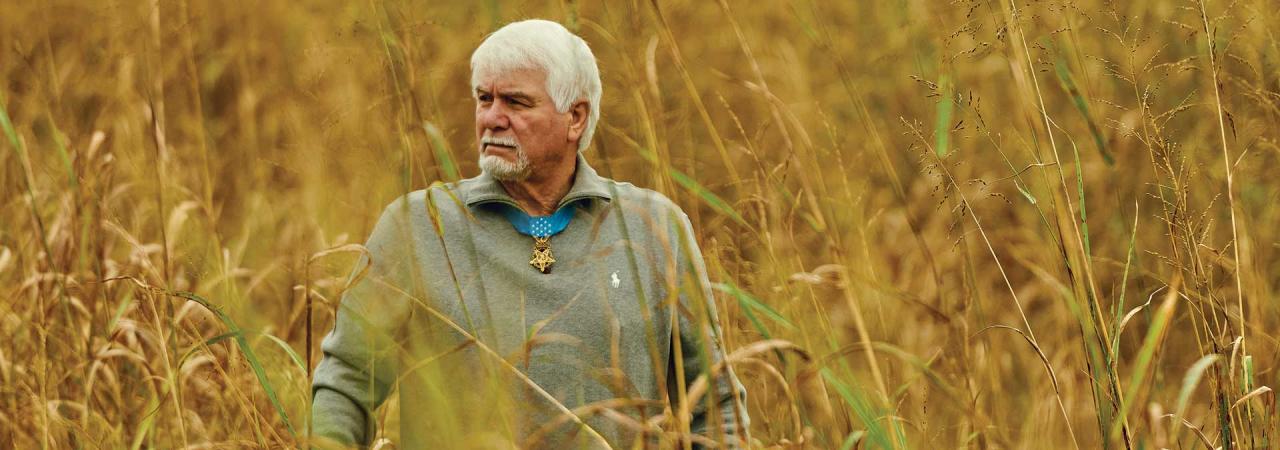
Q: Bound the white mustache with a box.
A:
[481,136,519,148]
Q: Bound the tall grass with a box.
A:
[1,0,1277,448]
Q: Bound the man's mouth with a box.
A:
[482,137,519,153]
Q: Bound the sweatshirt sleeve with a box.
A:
[668,209,751,450]
[311,198,419,448]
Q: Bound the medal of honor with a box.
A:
[530,236,556,273]
[502,202,577,274]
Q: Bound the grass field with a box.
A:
[2,0,1277,448]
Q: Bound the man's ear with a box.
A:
[567,100,590,143]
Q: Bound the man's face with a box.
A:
[474,67,574,181]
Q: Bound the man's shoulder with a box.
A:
[598,177,686,216]
[373,183,472,223]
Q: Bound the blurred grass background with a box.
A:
[1,0,1277,448]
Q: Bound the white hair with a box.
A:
[471,19,602,153]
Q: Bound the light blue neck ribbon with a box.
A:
[500,202,578,238]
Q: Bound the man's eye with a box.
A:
[477,94,493,103]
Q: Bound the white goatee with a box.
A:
[479,136,530,180]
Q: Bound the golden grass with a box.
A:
[2,0,1277,448]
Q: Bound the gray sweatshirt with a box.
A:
[311,154,749,449]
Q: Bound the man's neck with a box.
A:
[499,157,577,216]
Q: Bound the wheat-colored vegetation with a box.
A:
[2,0,1278,448]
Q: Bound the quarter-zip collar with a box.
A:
[461,152,612,211]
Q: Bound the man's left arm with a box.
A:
[670,209,751,449]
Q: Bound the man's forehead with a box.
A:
[473,67,547,93]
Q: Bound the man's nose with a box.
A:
[479,103,510,130]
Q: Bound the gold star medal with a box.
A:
[504,203,573,274]
[530,236,555,273]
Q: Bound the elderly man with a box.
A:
[311,19,748,449]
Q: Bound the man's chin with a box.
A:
[479,155,530,181]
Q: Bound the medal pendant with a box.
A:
[529,236,555,273]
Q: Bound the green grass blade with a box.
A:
[934,74,953,157]
[870,342,964,405]
[0,95,19,150]
[1070,140,1093,258]
[423,121,460,182]
[668,169,747,226]
[822,368,894,450]
[261,332,307,374]
[1015,182,1038,205]
[1113,202,1139,344]
[840,430,865,450]
[177,332,238,372]
[1110,285,1178,442]
[108,292,136,334]
[1053,52,1113,165]
[713,282,795,331]
[174,291,298,437]
[733,300,772,341]
[1175,354,1220,421]
[129,391,161,450]
[1243,355,1254,391]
